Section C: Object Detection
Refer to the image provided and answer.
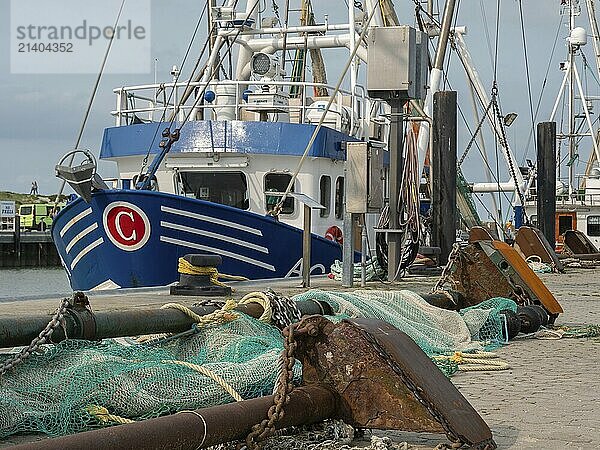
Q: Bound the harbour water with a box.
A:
[0,268,71,300]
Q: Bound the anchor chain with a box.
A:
[245,320,317,449]
[512,284,531,306]
[265,290,302,330]
[0,297,70,376]
[431,243,462,294]
[490,87,528,224]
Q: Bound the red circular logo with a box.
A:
[102,202,151,251]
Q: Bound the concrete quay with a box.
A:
[0,269,598,449]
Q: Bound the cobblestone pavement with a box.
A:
[1,270,599,449]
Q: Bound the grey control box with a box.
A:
[346,141,384,214]
[367,26,428,101]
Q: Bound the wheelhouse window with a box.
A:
[179,172,249,210]
[265,173,294,214]
[587,216,600,236]
[319,175,331,218]
[335,176,344,219]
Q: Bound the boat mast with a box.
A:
[583,0,600,175]
[550,0,600,192]
[568,0,577,197]
[416,0,456,176]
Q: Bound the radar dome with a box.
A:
[569,27,587,46]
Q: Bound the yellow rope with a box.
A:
[87,405,135,424]
[433,351,510,372]
[161,360,244,402]
[177,258,248,288]
[160,301,239,327]
[239,292,273,323]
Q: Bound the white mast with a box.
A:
[550,0,600,192]
[568,1,576,197]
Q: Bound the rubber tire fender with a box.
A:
[499,309,521,340]
[517,305,542,334]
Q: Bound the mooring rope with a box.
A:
[433,351,510,372]
[177,258,248,289]
[161,360,244,402]
[160,301,239,327]
[239,292,273,323]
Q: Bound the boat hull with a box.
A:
[52,190,344,291]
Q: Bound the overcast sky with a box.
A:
[0,1,597,221]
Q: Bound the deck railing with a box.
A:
[112,80,374,139]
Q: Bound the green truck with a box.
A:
[19,203,63,231]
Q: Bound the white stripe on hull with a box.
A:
[71,237,104,269]
[90,279,121,290]
[161,206,263,236]
[160,221,268,254]
[65,223,99,253]
[59,208,93,238]
[160,236,276,271]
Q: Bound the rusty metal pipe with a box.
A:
[12,385,337,450]
[0,300,330,348]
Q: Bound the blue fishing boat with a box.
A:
[52,0,396,290]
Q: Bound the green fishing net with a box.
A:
[293,290,516,356]
[0,314,298,438]
[0,291,515,439]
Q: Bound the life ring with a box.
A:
[325,225,343,245]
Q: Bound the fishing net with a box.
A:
[0,314,299,438]
[292,290,516,356]
[0,290,515,440]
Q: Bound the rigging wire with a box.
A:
[409,0,441,28]
[136,0,210,181]
[517,0,537,167]
[479,0,495,73]
[581,52,600,87]
[472,191,505,232]
[54,0,126,204]
[268,2,381,215]
[522,14,564,164]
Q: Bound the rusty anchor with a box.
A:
[514,226,564,272]
[446,240,563,321]
[12,316,496,450]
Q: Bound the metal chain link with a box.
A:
[431,243,461,293]
[266,290,302,331]
[491,89,528,221]
[192,298,226,309]
[458,99,495,167]
[245,322,301,449]
[511,284,531,306]
[0,297,70,376]
[246,320,319,449]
